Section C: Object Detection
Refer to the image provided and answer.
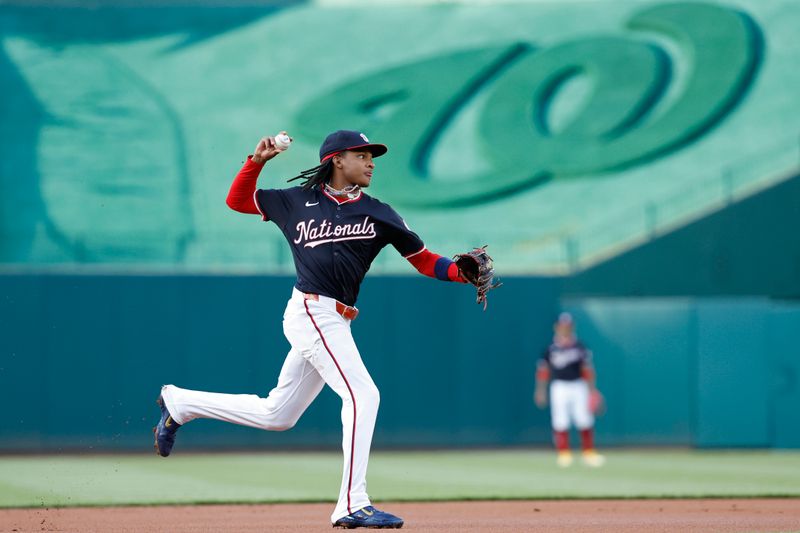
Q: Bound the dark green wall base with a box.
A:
[3,274,798,451]
[0,274,559,452]
[565,298,800,448]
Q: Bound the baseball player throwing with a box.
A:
[535,312,605,468]
[153,130,486,529]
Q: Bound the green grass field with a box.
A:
[1,449,798,508]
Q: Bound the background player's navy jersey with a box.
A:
[540,341,592,381]
[255,186,423,306]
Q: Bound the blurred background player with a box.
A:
[535,312,605,468]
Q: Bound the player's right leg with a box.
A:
[152,293,329,456]
[158,348,325,430]
[549,380,573,467]
[154,348,324,456]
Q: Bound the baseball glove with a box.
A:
[453,245,502,310]
[589,389,606,417]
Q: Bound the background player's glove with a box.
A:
[589,388,606,416]
[453,245,502,310]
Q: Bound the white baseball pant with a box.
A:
[549,379,594,431]
[160,288,379,523]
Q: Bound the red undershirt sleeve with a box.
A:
[405,247,466,282]
[226,156,263,215]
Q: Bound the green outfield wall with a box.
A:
[1,0,799,277]
[564,172,800,298]
[2,274,799,451]
[2,1,799,451]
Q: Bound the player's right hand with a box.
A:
[534,389,548,409]
[251,133,288,164]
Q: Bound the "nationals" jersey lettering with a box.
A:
[294,217,377,248]
[550,348,584,370]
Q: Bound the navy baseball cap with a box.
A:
[557,312,573,324]
[319,130,388,162]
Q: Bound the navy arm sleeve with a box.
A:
[382,205,424,257]
[255,188,293,228]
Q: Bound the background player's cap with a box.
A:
[557,312,574,324]
[555,312,575,337]
[319,130,388,162]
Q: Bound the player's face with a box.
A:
[555,323,574,339]
[334,150,375,188]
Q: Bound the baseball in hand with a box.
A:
[274,133,292,151]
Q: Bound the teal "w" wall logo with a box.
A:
[295,3,762,207]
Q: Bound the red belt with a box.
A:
[303,293,359,321]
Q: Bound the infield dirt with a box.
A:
[2,499,799,532]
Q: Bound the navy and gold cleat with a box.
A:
[333,506,404,529]
[153,395,181,457]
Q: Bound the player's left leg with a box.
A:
[571,380,604,467]
[296,295,401,528]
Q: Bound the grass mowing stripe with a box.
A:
[0,450,798,508]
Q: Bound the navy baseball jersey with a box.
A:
[540,341,592,381]
[255,186,423,306]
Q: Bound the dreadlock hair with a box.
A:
[287,159,334,190]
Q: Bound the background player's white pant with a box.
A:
[549,379,594,431]
[160,288,379,523]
